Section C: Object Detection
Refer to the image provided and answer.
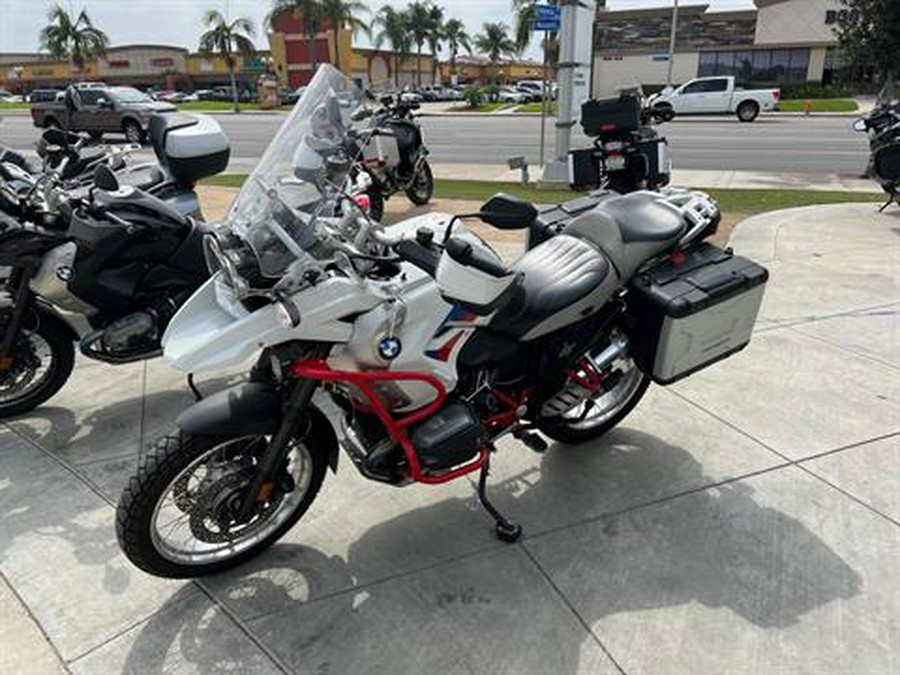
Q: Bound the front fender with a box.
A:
[176,381,339,472]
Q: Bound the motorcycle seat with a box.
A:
[491,234,615,339]
[117,165,167,192]
[565,192,686,278]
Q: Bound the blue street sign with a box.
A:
[536,4,561,20]
[532,18,561,31]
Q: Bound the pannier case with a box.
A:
[627,243,768,384]
[581,94,641,136]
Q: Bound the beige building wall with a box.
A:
[755,0,841,45]
[807,46,828,81]
[593,52,700,97]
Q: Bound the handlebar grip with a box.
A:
[444,237,509,278]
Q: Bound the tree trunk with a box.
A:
[417,43,422,89]
[394,55,399,89]
[229,63,239,114]
[332,27,340,71]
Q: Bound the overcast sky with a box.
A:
[0,0,756,60]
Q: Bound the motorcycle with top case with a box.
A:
[115,66,769,578]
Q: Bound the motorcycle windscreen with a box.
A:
[874,143,900,182]
[225,65,369,278]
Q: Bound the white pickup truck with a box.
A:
[648,76,781,122]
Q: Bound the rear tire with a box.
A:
[537,365,650,445]
[116,425,329,578]
[0,307,75,419]
[43,117,60,130]
[406,160,434,206]
[737,101,759,123]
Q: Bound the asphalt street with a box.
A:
[0,111,870,176]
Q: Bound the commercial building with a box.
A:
[593,0,848,97]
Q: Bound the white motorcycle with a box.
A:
[115,66,769,579]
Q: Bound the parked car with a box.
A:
[498,87,529,104]
[30,85,177,143]
[0,90,25,103]
[193,89,216,101]
[399,90,423,104]
[442,87,464,102]
[648,76,780,122]
[280,87,306,106]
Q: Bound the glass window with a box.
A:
[715,51,735,77]
[698,52,716,78]
[752,50,773,81]
[707,78,729,92]
[682,80,713,94]
[787,48,810,81]
[769,49,790,81]
[79,90,101,105]
[733,51,754,85]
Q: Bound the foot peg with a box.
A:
[514,428,548,453]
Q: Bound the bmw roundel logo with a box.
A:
[378,336,402,360]
[56,266,74,282]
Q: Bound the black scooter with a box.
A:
[0,164,209,417]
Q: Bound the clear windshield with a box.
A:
[226,65,368,277]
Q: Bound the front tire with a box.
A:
[406,159,434,206]
[0,307,75,418]
[122,120,145,144]
[116,426,328,578]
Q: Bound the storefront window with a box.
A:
[698,48,810,84]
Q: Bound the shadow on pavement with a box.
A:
[121,428,862,674]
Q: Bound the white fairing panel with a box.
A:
[436,254,518,308]
[162,274,384,373]
[165,114,229,159]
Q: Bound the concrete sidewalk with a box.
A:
[0,202,898,674]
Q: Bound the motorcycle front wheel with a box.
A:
[405,159,434,206]
[116,428,328,578]
[0,306,75,418]
[537,358,650,445]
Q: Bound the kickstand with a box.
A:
[878,194,899,213]
[477,453,522,543]
[187,373,203,402]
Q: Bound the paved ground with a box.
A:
[0,112,870,175]
[0,202,898,674]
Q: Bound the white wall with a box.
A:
[755,0,841,45]
[593,52,700,97]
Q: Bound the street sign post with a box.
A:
[531,5,562,167]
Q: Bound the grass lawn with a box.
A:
[0,102,29,109]
[779,99,859,113]
[515,102,557,115]
[203,174,882,213]
[446,102,514,113]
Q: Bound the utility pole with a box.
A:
[542,0,577,183]
[666,0,679,86]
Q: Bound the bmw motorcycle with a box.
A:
[0,113,230,417]
[348,94,434,222]
[853,102,900,211]
[115,66,769,578]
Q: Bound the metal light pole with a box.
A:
[666,0,679,86]
[542,0,577,183]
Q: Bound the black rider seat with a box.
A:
[596,192,686,243]
[491,234,611,338]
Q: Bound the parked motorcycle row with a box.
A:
[1,66,769,579]
[854,100,900,210]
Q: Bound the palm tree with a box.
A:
[474,22,517,82]
[198,10,256,113]
[513,0,559,54]
[374,5,411,89]
[320,0,370,72]
[443,18,472,84]
[426,4,444,86]
[39,4,109,74]
[268,0,324,80]
[406,1,432,89]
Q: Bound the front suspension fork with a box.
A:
[0,268,33,369]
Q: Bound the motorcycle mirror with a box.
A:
[380,94,394,107]
[853,119,868,132]
[93,164,120,192]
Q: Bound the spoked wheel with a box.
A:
[116,429,328,578]
[405,159,434,206]
[537,354,650,444]
[0,310,74,418]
